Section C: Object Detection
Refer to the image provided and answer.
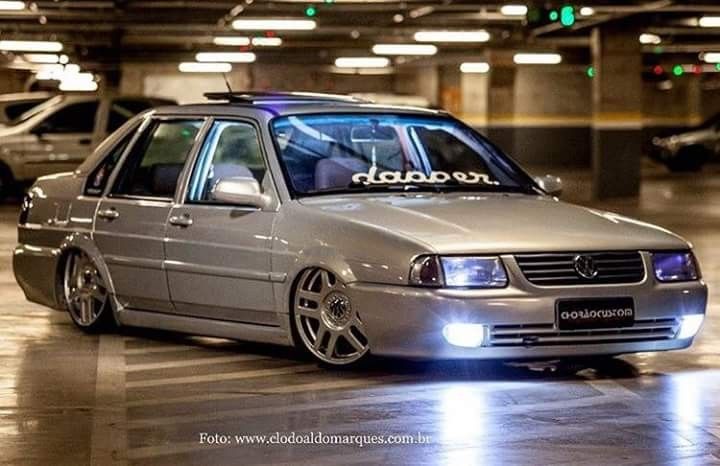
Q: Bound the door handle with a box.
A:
[168,214,193,228]
[97,208,119,220]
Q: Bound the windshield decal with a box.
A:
[351,167,500,186]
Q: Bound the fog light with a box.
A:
[677,314,704,339]
[442,323,487,348]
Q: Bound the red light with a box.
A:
[653,65,664,75]
[266,31,275,37]
[693,64,702,74]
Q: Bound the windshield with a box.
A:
[7,95,64,127]
[271,113,536,195]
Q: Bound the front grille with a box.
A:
[490,318,679,347]
[515,251,645,286]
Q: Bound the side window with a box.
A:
[37,101,99,134]
[188,120,267,203]
[113,119,203,198]
[84,129,136,196]
[107,99,153,133]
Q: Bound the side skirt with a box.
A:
[116,308,293,346]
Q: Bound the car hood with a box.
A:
[298,193,689,253]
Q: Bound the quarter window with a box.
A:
[84,129,136,196]
[112,119,202,198]
[188,120,266,203]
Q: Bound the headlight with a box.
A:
[409,255,508,288]
[652,251,700,282]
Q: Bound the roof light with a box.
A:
[579,6,595,16]
[178,62,232,73]
[699,16,720,28]
[0,1,25,10]
[372,44,437,56]
[413,30,490,43]
[639,33,662,45]
[513,53,562,64]
[23,53,63,64]
[460,62,490,73]
[251,37,282,46]
[213,36,251,46]
[334,57,390,68]
[231,19,316,31]
[195,52,256,63]
[0,40,63,52]
[500,4,527,16]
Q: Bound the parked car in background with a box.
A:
[649,112,720,171]
[0,92,54,126]
[13,92,707,367]
[0,93,176,196]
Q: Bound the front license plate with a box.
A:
[556,297,635,330]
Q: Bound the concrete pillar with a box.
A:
[439,65,462,114]
[591,26,643,199]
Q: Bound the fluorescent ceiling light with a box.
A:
[513,53,562,64]
[579,6,595,16]
[251,37,282,46]
[639,33,661,45]
[196,52,256,63]
[178,62,232,73]
[0,40,63,52]
[699,16,720,28]
[59,79,98,92]
[0,1,25,10]
[232,19,316,31]
[413,30,490,43]
[372,44,437,56]
[213,36,251,46]
[64,63,80,74]
[334,57,390,68]
[23,53,62,63]
[460,62,490,73]
[500,4,527,16]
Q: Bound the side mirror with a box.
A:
[534,174,563,196]
[211,176,270,209]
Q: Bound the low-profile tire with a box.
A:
[665,146,709,172]
[292,268,370,366]
[62,250,114,333]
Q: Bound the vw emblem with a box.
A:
[573,255,598,279]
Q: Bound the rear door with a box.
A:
[164,119,278,324]
[93,117,205,312]
[22,99,100,178]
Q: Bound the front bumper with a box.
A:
[347,255,707,360]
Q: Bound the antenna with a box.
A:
[222,73,233,93]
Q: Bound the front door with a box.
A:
[93,118,204,312]
[165,119,278,324]
[23,100,100,179]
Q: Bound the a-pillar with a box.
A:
[591,26,643,199]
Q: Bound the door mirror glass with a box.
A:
[534,174,563,196]
[211,176,269,208]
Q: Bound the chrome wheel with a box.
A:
[63,250,109,328]
[294,268,369,365]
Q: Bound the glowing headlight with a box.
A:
[677,314,704,339]
[443,323,488,348]
[410,256,508,288]
[652,251,700,282]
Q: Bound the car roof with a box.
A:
[152,92,445,118]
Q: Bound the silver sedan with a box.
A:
[13,92,707,366]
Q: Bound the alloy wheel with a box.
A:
[294,268,369,365]
[63,250,109,328]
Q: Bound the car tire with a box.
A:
[61,249,115,333]
[665,146,710,172]
[292,268,370,366]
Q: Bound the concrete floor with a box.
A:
[2,165,720,465]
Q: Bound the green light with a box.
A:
[560,5,575,27]
[672,65,684,76]
[324,0,334,3]
[715,63,720,71]
[586,66,595,78]
[305,5,316,16]
[549,10,559,21]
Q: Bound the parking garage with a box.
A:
[2,1,720,465]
